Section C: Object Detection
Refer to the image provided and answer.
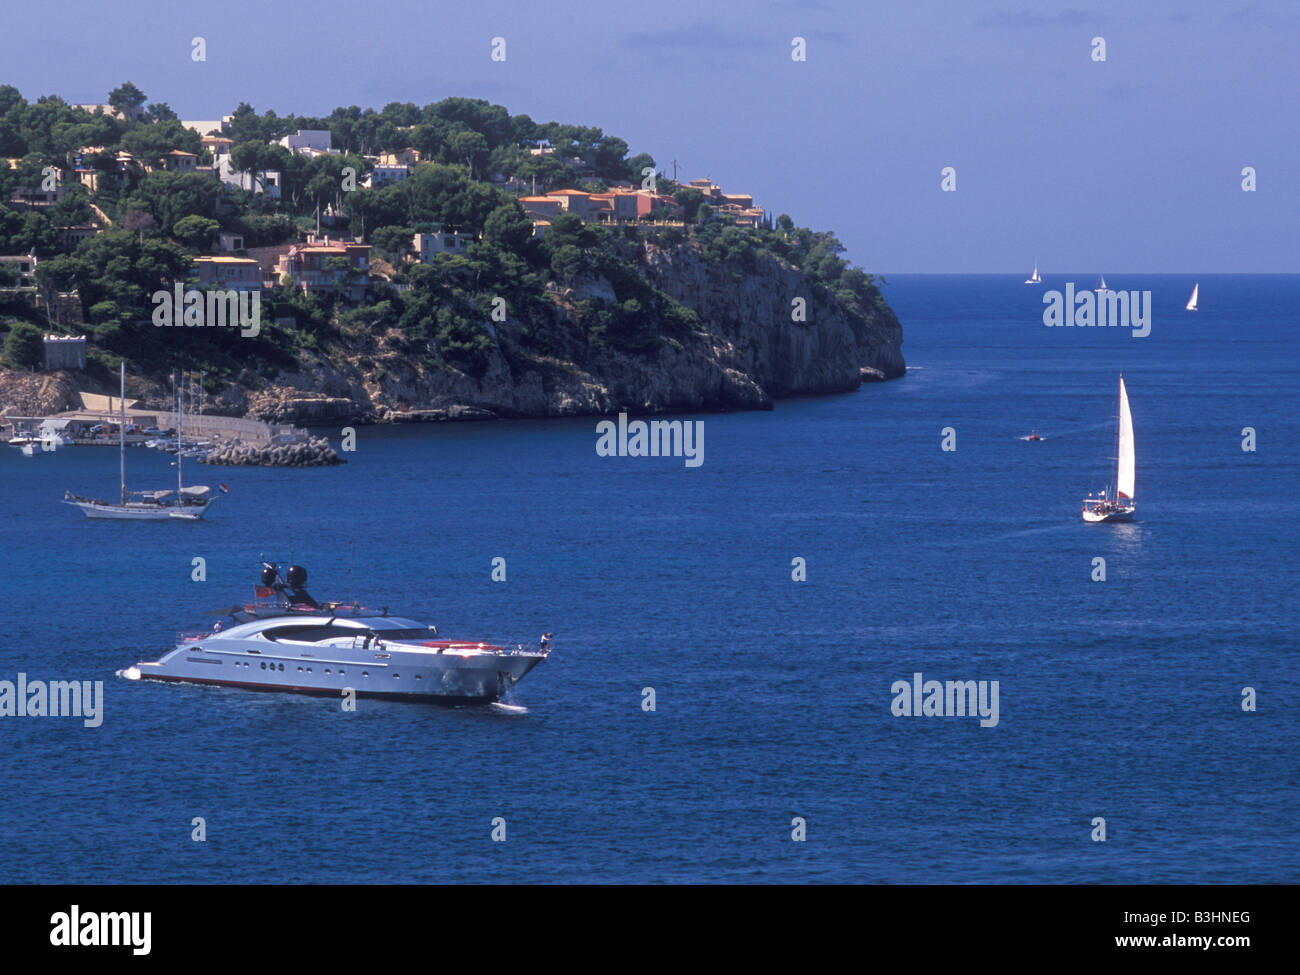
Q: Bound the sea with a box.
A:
[1,273,1295,883]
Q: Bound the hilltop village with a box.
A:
[0,84,902,423]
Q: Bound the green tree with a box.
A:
[675,188,707,223]
[625,152,656,185]
[370,225,414,263]
[173,215,219,250]
[108,82,147,119]
[3,321,45,367]
[483,203,534,252]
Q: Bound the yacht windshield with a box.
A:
[374,628,433,641]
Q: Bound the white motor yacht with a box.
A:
[121,562,552,704]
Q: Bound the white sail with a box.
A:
[1095,274,1108,292]
[1186,283,1198,311]
[1116,376,1135,500]
[1024,261,1041,284]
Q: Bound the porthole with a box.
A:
[297,666,303,673]
[415,674,422,680]
[393,674,399,679]
[325,668,331,674]
[279,664,285,671]
[362,671,369,678]
[260,662,266,670]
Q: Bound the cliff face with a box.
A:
[0,239,905,425]
[241,238,905,425]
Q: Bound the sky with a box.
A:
[2,0,1296,273]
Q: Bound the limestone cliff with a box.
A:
[239,237,904,425]
[1,238,904,425]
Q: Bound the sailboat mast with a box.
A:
[177,372,184,496]
[119,361,126,505]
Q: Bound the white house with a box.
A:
[414,231,475,261]
[182,117,232,137]
[363,165,409,188]
[216,155,281,199]
[278,130,333,154]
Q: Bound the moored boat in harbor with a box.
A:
[63,365,220,520]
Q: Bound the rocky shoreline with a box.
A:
[1,243,904,429]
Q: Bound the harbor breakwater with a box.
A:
[201,436,344,467]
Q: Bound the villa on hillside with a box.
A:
[363,164,409,188]
[193,256,262,292]
[149,150,197,174]
[518,187,684,229]
[277,238,371,302]
[413,231,475,261]
[181,117,233,137]
[278,130,334,155]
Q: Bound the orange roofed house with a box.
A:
[277,239,371,302]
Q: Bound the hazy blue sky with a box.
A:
[3,0,1296,272]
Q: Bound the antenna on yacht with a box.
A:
[349,539,354,603]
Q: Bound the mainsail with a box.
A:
[1186,283,1198,311]
[1116,376,1135,500]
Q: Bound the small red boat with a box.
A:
[1027,431,1041,441]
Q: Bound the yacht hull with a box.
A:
[70,500,206,520]
[130,642,544,703]
[1081,506,1135,523]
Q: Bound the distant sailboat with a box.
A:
[1186,282,1198,311]
[1081,374,1136,523]
[1094,274,1108,293]
[1024,261,1042,285]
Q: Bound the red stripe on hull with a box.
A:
[138,672,497,704]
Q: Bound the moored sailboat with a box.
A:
[1081,374,1136,523]
[64,365,221,520]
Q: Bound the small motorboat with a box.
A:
[1027,431,1042,441]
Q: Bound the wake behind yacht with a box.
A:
[121,562,552,703]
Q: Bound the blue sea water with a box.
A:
[0,273,1295,884]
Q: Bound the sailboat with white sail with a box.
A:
[64,366,220,520]
[1081,374,1136,523]
[1024,260,1042,285]
[1186,283,1198,311]
[1094,274,1109,293]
